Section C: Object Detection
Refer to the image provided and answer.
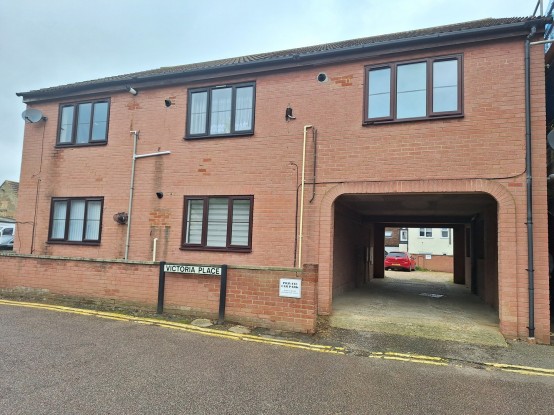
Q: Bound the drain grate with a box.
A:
[419,293,444,298]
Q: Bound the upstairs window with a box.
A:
[58,100,110,145]
[182,196,253,251]
[419,228,433,238]
[186,83,255,139]
[365,56,461,123]
[48,197,103,244]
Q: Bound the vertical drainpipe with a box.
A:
[297,125,313,269]
[524,26,536,338]
[125,131,139,261]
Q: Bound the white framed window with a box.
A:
[385,230,393,238]
[400,229,408,242]
[419,228,433,238]
[441,228,450,238]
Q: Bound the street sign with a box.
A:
[163,263,222,276]
[157,262,228,323]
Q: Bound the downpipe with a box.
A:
[525,27,536,339]
[298,125,313,268]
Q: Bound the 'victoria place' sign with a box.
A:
[158,262,228,322]
[163,263,222,276]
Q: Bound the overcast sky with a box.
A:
[0,0,542,182]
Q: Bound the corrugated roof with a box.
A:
[17,16,549,98]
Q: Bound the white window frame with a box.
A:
[419,228,433,238]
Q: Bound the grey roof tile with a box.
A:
[17,17,548,97]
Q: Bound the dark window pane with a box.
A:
[368,68,391,118]
[76,103,92,143]
[433,60,458,112]
[396,62,427,119]
[235,86,253,131]
[231,199,250,246]
[186,200,204,244]
[51,201,67,239]
[210,88,232,135]
[206,198,228,247]
[91,102,108,141]
[68,200,85,241]
[85,201,102,240]
[190,92,208,134]
[59,106,74,143]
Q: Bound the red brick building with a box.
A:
[3,17,551,342]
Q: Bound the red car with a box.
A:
[384,252,416,271]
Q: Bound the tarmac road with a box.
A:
[1,304,553,415]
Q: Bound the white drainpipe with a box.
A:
[297,125,313,268]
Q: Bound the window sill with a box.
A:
[47,240,101,246]
[363,113,463,126]
[180,246,251,253]
[184,132,254,140]
[55,141,108,148]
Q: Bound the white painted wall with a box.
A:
[407,228,453,255]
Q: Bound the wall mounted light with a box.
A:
[164,99,172,107]
[285,105,296,121]
[126,86,138,95]
[156,192,164,199]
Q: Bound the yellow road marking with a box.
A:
[369,351,448,366]
[2,299,553,377]
[0,299,344,354]
[484,363,554,377]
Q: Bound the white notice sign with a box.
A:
[164,263,222,276]
[279,278,302,298]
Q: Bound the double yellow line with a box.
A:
[369,352,448,366]
[484,362,554,377]
[0,299,345,354]
[2,299,554,378]
[368,351,554,378]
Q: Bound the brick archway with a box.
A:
[317,179,518,337]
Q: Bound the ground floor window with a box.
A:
[48,197,103,243]
[182,195,253,251]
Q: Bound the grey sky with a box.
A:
[0,0,540,182]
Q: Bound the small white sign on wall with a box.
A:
[425,254,432,260]
[279,278,302,298]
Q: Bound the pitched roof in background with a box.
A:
[17,16,550,100]
[0,181,19,194]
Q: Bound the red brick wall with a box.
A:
[0,254,317,333]
[385,228,401,248]
[412,255,453,273]
[332,203,370,295]
[13,35,551,342]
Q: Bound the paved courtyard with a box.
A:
[331,271,506,346]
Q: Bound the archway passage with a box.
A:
[329,192,503,345]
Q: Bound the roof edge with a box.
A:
[17,17,550,102]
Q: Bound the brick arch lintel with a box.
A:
[316,179,518,335]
